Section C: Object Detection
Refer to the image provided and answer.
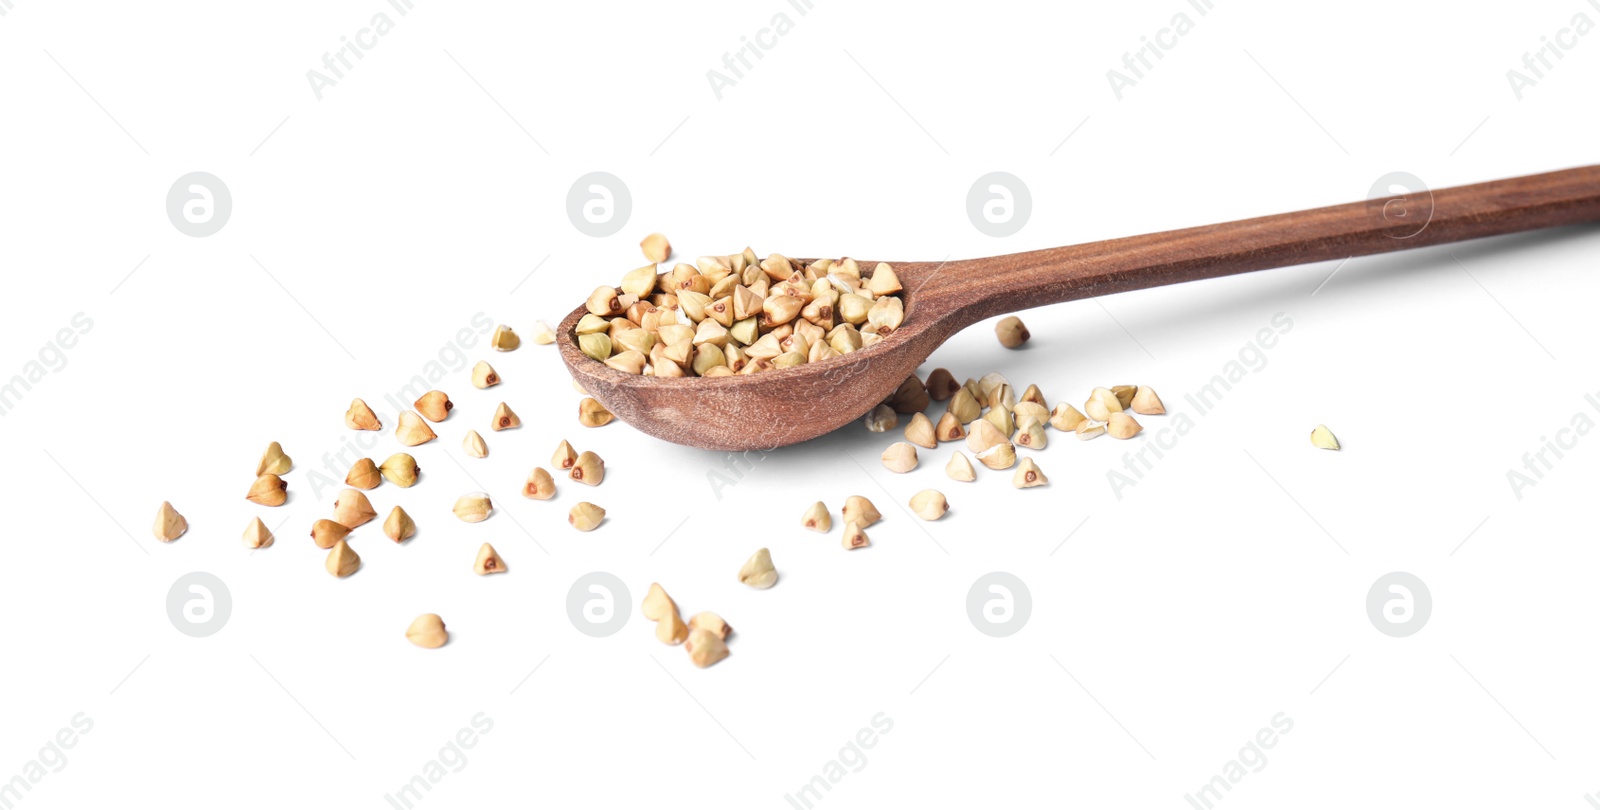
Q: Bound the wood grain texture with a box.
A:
[559,166,1600,450]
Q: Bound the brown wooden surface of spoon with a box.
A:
[559,165,1600,451]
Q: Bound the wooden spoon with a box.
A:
[559,166,1600,450]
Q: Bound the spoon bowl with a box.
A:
[560,166,1600,450]
[558,259,954,451]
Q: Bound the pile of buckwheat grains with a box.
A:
[150,232,1337,671]
[573,232,908,378]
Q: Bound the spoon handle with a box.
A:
[928,166,1600,326]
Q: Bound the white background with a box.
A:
[2,0,1598,807]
